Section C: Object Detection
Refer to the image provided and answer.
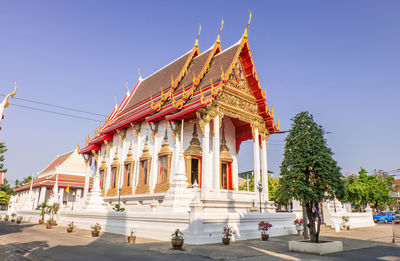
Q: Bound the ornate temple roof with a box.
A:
[80,17,279,154]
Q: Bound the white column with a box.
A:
[201,122,210,197]
[76,189,82,199]
[261,134,268,201]
[38,186,46,204]
[135,136,142,188]
[212,116,220,190]
[253,128,260,192]
[33,188,39,208]
[83,158,90,200]
[59,187,65,205]
[150,134,159,193]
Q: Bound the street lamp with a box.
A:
[257,180,263,213]
[117,184,122,211]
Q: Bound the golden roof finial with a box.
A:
[220,65,225,79]
[171,74,174,86]
[216,19,224,44]
[277,118,280,129]
[138,66,142,81]
[195,24,201,47]
[3,82,17,108]
[271,105,274,117]
[126,80,130,95]
[114,96,118,110]
[77,144,80,152]
[243,11,252,39]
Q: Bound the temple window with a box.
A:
[154,128,172,193]
[220,123,233,190]
[110,167,117,189]
[125,164,132,187]
[185,124,202,187]
[106,146,120,197]
[121,140,134,195]
[99,154,107,197]
[136,136,151,194]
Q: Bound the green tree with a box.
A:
[268,176,279,202]
[279,111,344,243]
[0,190,10,206]
[345,168,390,211]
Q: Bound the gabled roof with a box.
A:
[40,151,73,174]
[80,23,279,154]
[14,174,93,192]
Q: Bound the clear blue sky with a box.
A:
[1,0,399,183]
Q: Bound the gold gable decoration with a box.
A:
[227,61,252,95]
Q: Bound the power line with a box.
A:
[0,94,107,117]
[10,103,103,123]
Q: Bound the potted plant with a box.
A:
[294,219,304,236]
[16,216,23,224]
[47,203,60,226]
[36,200,48,224]
[171,229,184,250]
[113,204,125,212]
[91,223,101,237]
[222,226,235,245]
[5,214,9,221]
[258,221,272,241]
[127,228,136,244]
[67,222,75,233]
[46,219,52,229]
[342,216,350,230]
[10,213,16,222]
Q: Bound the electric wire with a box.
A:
[0,94,107,117]
[10,103,103,123]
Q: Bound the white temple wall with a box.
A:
[11,209,296,244]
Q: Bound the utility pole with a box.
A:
[375,169,384,182]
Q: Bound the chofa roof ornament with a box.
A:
[243,11,252,39]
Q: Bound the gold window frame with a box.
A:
[154,144,172,193]
[106,158,120,197]
[136,143,151,194]
[99,156,107,197]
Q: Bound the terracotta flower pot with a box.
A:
[11,219,16,222]
[261,233,269,241]
[127,236,136,244]
[171,239,184,250]
[39,219,44,224]
[222,237,230,245]
[92,231,100,237]
[5,217,9,222]
[16,220,22,224]
[46,224,52,229]
[67,228,73,233]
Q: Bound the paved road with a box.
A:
[0,221,399,260]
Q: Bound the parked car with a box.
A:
[373,211,396,223]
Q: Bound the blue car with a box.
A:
[373,211,396,223]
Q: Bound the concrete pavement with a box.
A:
[0,221,399,261]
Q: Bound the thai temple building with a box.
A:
[10,17,296,244]
[12,149,93,211]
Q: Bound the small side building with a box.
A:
[14,149,93,210]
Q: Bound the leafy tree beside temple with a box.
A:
[279,111,344,243]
